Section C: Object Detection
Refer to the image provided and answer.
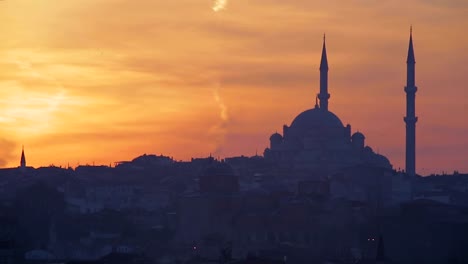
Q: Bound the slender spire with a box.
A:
[318,33,330,111]
[20,145,26,168]
[320,34,328,71]
[404,26,418,177]
[407,26,415,64]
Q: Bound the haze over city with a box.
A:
[0,0,467,174]
[3,1,468,264]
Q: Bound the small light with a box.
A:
[193,246,197,250]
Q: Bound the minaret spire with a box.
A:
[407,26,415,65]
[20,145,26,168]
[404,27,418,177]
[318,33,330,111]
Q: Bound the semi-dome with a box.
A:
[290,108,344,131]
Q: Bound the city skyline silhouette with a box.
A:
[0,0,467,175]
[2,2,468,263]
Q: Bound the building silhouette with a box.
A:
[263,35,391,176]
[404,27,418,177]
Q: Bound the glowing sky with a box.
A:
[0,0,467,174]
[213,0,228,12]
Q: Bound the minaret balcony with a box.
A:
[404,86,418,93]
[404,116,418,124]
[318,93,330,99]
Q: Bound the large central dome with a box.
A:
[290,108,344,131]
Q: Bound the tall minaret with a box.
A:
[318,34,330,111]
[404,27,418,176]
[20,145,26,168]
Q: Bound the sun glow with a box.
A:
[0,88,67,136]
[212,0,227,12]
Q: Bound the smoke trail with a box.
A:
[212,0,228,12]
[213,87,228,122]
[210,85,230,155]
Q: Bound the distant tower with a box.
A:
[404,27,418,177]
[20,145,26,168]
[48,220,58,251]
[376,234,386,263]
[318,34,330,111]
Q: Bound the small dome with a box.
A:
[352,132,365,139]
[270,132,283,141]
[364,146,373,153]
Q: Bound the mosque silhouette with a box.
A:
[264,30,417,177]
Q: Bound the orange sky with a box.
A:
[0,0,467,174]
